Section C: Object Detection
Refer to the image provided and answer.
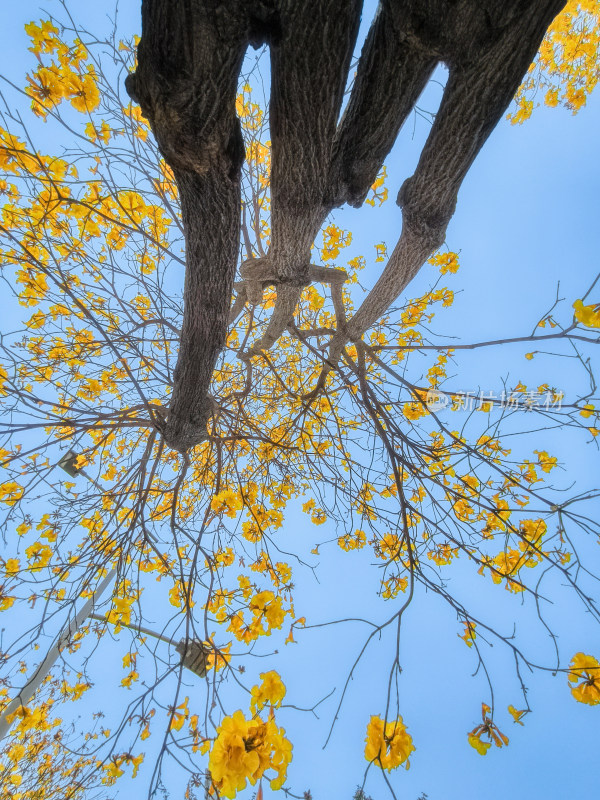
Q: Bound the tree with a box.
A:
[125,0,572,453]
[0,2,599,799]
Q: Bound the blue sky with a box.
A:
[1,2,599,799]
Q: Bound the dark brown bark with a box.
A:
[127,1,251,451]
[347,0,566,341]
[328,2,437,208]
[269,0,363,281]
[129,0,566,451]
[237,0,363,357]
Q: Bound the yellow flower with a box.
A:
[26,67,64,114]
[337,529,367,551]
[573,299,600,328]
[103,760,125,780]
[4,558,20,576]
[65,71,101,113]
[459,621,476,647]
[85,120,111,144]
[211,489,243,518]
[568,652,600,705]
[377,533,403,561]
[25,541,52,571]
[403,401,427,421]
[467,703,509,754]
[129,752,144,777]
[508,705,527,725]
[168,581,195,609]
[381,575,408,599]
[107,596,133,631]
[468,733,491,755]
[0,365,8,396]
[24,20,60,54]
[364,715,414,771]
[0,481,24,506]
[121,670,139,688]
[374,242,387,262]
[320,224,351,261]
[534,450,557,472]
[118,191,146,224]
[250,671,286,714]
[310,507,327,525]
[0,586,15,611]
[510,98,533,125]
[428,251,460,274]
[5,703,47,734]
[566,86,587,111]
[169,697,189,731]
[208,710,292,798]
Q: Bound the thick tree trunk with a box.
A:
[241,0,363,354]
[129,0,566,451]
[346,0,566,341]
[328,1,437,209]
[270,1,362,279]
[127,0,249,451]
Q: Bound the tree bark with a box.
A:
[346,0,566,341]
[129,0,567,451]
[127,0,250,451]
[328,1,437,209]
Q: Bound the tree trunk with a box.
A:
[128,0,566,451]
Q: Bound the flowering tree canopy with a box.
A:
[0,2,599,799]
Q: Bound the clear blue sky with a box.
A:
[1,3,599,800]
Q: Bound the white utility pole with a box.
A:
[0,567,116,740]
[0,450,115,740]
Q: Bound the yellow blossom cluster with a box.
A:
[568,652,600,704]
[467,703,509,755]
[0,482,24,507]
[101,752,144,784]
[208,709,292,798]
[236,84,264,131]
[380,574,409,599]
[106,581,141,632]
[211,488,243,518]
[478,518,549,592]
[364,715,415,771]
[511,1,600,121]
[24,21,101,117]
[250,553,292,589]
[229,590,288,642]
[573,298,600,328]
[250,670,286,714]
[365,166,388,206]
[320,224,352,262]
[208,580,292,645]
[337,529,367,551]
[428,250,460,274]
[427,542,459,566]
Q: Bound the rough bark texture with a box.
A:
[126,1,251,450]
[269,1,362,280]
[328,1,437,208]
[128,0,566,452]
[347,0,567,341]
